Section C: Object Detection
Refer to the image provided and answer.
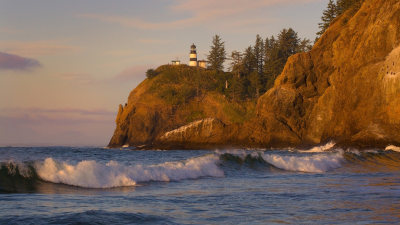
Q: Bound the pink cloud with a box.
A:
[0,51,41,71]
[0,40,80,57]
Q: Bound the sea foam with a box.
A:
[385,145,400,152]
[261,152,343,173]
[298,141,336,153]
[35,155,223,188]
[215,149,343,173]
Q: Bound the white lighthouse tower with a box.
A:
[189,43,198,67]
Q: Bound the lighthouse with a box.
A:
[189,43,197,67]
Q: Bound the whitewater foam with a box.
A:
[298,141,336,153]
[261,152,343,173]
[34,155,223,188]
[385,145,400,152]
[215,149,344,173]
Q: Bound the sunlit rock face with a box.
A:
[158,118,226,148]
[256,0,400,148]
[109,0,400,149]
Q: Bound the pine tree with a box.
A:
[316,0,337,39]
[336,0,363,15]
[253,34,264,75]
[278,28,299,59]
[242,46,257,75]
[263,36,280,90]
[263,28,301,91]
[207,35,227,71]
[297,38,313,52]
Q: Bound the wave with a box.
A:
[298,141,336,153]
[217,150,343,173]
[261,152,343,173]
[216,147,400,173]
[2,147,399,191]
[0,154,223,189]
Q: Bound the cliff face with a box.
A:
[109,0,400,149]
[256,0,400,147]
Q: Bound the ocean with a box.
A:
[1,144,399,224]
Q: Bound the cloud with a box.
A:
[0,40,80,57]
[0,51,41,71]
[80,0,320,30]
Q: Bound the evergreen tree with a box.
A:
[253,34,264,75]
[278,28,299,60]
[207,35,227,71]
[297,38,313,52]
[263,36,280,90]
[146,69,158,78]
[242,46,257,75]
[316,0,337,39]
[336,0,363,15]
[263,28,301,91]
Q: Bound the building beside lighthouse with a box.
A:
[170,43,207,68]
[189,43,207,68]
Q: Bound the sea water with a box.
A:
[1,144,399,224]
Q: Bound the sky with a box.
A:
[0,0,328,146]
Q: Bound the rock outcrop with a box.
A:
[254,0,400,148]
[108,66,255,148]
[109,0,400,149]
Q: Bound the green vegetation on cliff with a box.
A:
[147,65,256,124]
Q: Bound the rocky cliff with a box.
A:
[255,0,400,148]
[109,0,400,149]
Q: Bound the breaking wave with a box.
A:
[0,154,223,189]
[298,141,336,153]
[217,149,343,173]
[1,147,399,191]
[261,152,343,173]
